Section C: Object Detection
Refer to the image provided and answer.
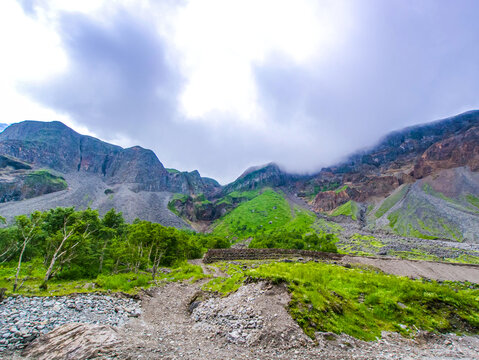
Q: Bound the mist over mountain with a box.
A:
[0,110,478,243]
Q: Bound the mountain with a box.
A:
[0,121,220,226]
[0,123,8,133]
[304,110,479,242]
[222,162,297,194]
[0,111,478,244]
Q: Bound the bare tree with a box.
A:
[43,218,92,283]
[13,214,41,292]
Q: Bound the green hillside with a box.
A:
[212,189,291,238]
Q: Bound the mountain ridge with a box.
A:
[0,111,478,243]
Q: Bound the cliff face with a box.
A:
[0,155,67,202]
[308,111,479,212]
[0,121,220,196]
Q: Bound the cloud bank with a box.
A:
[4,0,479,183]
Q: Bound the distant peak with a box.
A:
[239,162,281,179]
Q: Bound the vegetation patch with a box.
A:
[334,185,348,194]
[331,201,359,220]
[23,170,67,198]
[338,234,384,256]
[204,261,479,341]
[466,194,479,209]
[375,185,409,218]
[212,189,291,238]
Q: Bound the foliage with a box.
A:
[24,170,67,189]
[250,229,338,253]
[205,261,479,341]
[0,206,222,292]
[212,189,291,238]
[466,194,479,209]
[334,185,348,194]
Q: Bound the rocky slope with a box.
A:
[0,121,219,227]
[301,111,479,242]
[1,111,479,241]
[0,121,220,195]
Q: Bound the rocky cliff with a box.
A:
[0,121,220,195]
[308,111,479,212]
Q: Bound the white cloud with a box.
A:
[0,0,67,124]
[168,0,352,124]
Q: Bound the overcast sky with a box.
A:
[1,0,479,183]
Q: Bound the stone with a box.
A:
[23,323,122,360]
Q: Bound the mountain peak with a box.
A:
[239,162,281,179]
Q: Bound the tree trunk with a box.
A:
[43,229,73,283]
[13,237,29,292]
[98,239,108,274]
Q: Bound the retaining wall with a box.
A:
[203,248,344,263]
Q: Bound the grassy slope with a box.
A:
[331,200,359,220]
[205,261,479,341]
[212,189,292,238]
[24,170,67,188]
[374,185,410,218]
[212,189,342,240]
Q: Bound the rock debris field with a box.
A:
[0,293,141,353]
[0,262,478,359]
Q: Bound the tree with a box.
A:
[13,212,42,292]
[98,209,125,273]
[42,208,98,284]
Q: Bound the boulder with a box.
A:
[23,323,121,360]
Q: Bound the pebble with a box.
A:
[0,294,141,352]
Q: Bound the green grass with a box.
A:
[444,253,479,265]
[466,194,479,209]
[167,193,190,215]
[311,218,344,234]
[201,263,246,295]
[331,200,359,220]
[204,261,479,341]
[215,190,259,206]
[212,189,291,239]
[24,170,67,189]
[375,185,409,218]
[388,249,441,262]
[166,168,180,174]
[338,234,384,256]
[0,260,206,296]
[334,185,348,194]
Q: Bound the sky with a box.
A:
[1,0,479,184]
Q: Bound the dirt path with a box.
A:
[108,280,479,360]
[342,255,479,283]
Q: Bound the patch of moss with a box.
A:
[334,185,348,194]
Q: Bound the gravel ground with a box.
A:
[0,293,141,353]
[111,279,479,360]
[1,265,478,359]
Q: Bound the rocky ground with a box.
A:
[332,215,479,260]
[0,274,475,359]
[0,173,190,228]
[0,293,141,353]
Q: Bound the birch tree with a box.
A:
[13,212,42,292]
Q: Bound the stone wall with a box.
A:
[203,248,344,264]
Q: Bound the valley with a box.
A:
[1,111,479,359]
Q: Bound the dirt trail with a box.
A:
[109,280,479,360]
[342,255,479,283]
